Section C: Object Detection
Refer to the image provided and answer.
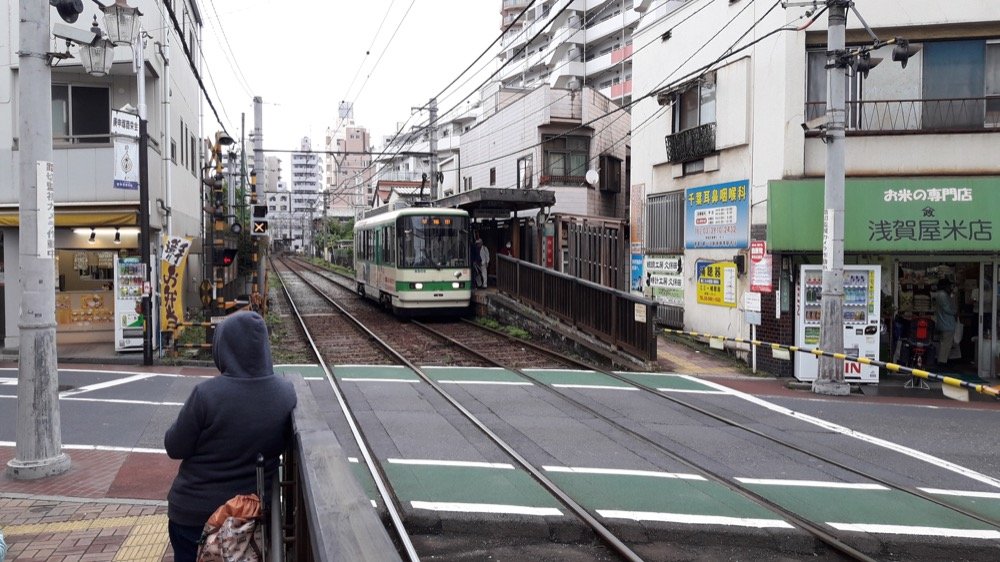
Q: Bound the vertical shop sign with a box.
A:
[160,235,192,335]
[646,255,684,307]
[112,109,140,190]
[630,183,646,294]
[696,260,737,307]
[37,161,55,259]
[685,179,750,249]
[749,240,772,292]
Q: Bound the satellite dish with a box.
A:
[585,169,599,186]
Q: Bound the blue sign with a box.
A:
[631,253,644,292]
[684,179,750,249]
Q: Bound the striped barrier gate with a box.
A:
[661,328,999,401]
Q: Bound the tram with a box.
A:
[353,207,473,316]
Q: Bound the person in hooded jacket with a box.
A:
[164,310,297,562]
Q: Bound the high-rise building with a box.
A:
[288,137,323,254]
[325,103,373,220]
[497,0,660,107]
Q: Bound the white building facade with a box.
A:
[288,137,323,254]
[631,0,1000,378]
[0,0,205,348]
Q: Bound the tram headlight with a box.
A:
[452,281,461,289]
[412,282,424,290]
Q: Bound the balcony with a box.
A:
[804,97,1000,134]
[665,123,716,163]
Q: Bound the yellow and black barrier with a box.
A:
[169,321,215,353]
[661,328,1000,401]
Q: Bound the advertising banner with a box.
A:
[113,140,140,190]
[696,260,737,307]
[749,240,773,292]
[646,255,684,307]
[685,179,750,249]
[160,235,193,335]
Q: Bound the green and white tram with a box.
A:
[354,207,472,315]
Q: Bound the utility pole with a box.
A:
[253,96,266,297]
[429,97,438,200]
[814,0,850,395]
[8,0,71,480]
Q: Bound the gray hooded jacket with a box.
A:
[165,311,297,527]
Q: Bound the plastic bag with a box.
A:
[953,322,964,345]
[197,494,263,562]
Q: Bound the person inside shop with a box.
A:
[933,278,959,367]
[499,242,513,257]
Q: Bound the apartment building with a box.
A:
[288,137,323,254]
[632,0,1000,379]
[0,0,204,349]
[325,103,374,220]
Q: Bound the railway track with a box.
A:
[272,256,1000,561]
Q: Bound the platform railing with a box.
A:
[276,375,401,561]
[496,255,658,362]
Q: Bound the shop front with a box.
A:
[768,177,1000,382]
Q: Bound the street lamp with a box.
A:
[99,0,141,46]
[77,17,115,77]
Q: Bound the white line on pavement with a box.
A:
[0,441,166,454]
[437,380,533,386]
[657,388,731,394]
[411,501,562,516]
[388,458,515,469]
[545,466,705,480]
[829,522,1000,539]
[0,394,181,406]
[598,510,794,529]
[60,373,157,397]
[552,384,638,391]
[736,478,888,490]
[340,378,420,383]
[680,375,1000,490]
[919,488,1000,499]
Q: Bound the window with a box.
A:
[489,168,496,186]
[51,84,110,143]
[171,140,177,163]
[517,155,533,189]
[190,137,197,175]
[542,135,589,183]
[672,74,716,133]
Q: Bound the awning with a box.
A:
[0,206,138,227]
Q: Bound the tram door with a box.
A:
[978,261,998,380]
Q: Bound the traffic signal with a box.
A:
[50,0,84,23]
[213,248,239,267]
[212,189,225,219]
[251,204,268,236]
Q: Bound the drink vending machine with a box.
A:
[114,255,146,352]
[795,265,881,383]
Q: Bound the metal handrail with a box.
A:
[805,96,1000,133]
[496,255,658,362]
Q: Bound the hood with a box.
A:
[212,311,274,378]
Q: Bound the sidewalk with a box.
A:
[0,357,214,562]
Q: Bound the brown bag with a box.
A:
[197,494,263,562]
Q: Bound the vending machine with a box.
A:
[114,255,146,352]
[795,265,881,383]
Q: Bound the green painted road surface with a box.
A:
[274,364,326,380]
[521,368,636,389]
[738,479,1000,539]
[421,366,530,385]
[918,489,1000,524]
[617,371,732,394]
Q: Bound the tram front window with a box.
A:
[399,215,469,268]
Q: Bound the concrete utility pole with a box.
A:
[814,0,850,396]
[8,0,71,480]
[429,97,438,200]
[253,96,266,289]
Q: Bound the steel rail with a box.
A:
[286,258,645,562]
[271,257,420,562]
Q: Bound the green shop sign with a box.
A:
[768,177,1000,252]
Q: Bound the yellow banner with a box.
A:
[160,235,193,333]
[696,260,738,307]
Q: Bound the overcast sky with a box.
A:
[200,0,503,175]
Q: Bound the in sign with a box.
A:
[750,240,766,263]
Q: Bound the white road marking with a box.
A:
[340,378,420,383]
[60,373,157,397]
[0,441,166,455]
[0,394,181,406]
[545,466,705,480]
[599,510,794,529]
[616,371,681,377]
[411,501,562,516]
[0,367,210,379]
[552,384,638,391]
[657,388,731,394]
[681,375,1000,490]
[388,458,514,469]
[919,488,1000,499]
[736,478,888,490]
[829,522,1000,539]
[423,366,506,371]
[0,377,17,386]
[348,457,359,463]
[335,365,409,370]
[522,368,594,375]
[437,380,532,386]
